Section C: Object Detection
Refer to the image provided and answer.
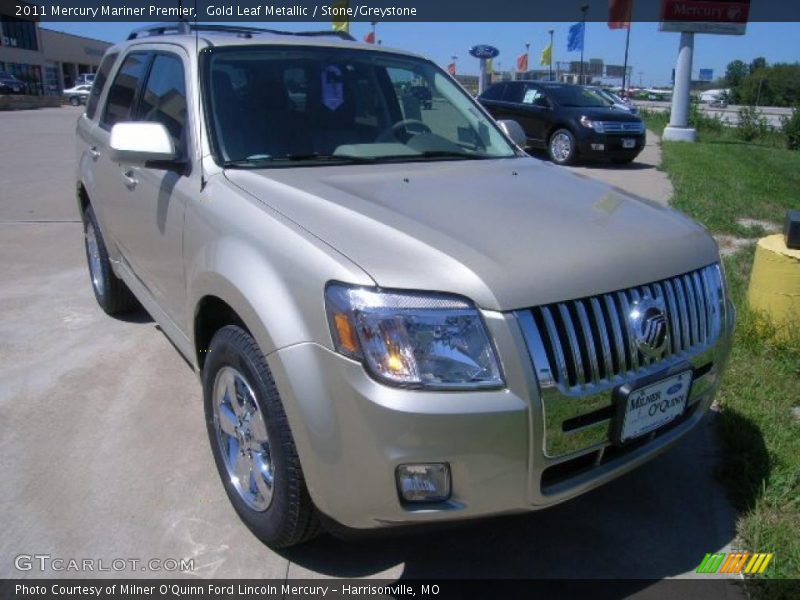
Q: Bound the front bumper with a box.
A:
[575,131,646,159]
[267,298,734,531]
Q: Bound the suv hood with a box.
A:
[225,158,718,311]
[561,106,641,121]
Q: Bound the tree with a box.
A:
[749,57,768,74]
[725,60,748,87]
[738,63,800,107]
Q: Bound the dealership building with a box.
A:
[0,18,111,94]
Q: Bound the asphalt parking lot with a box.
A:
[1,106,743,590]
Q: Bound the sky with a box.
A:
[45,21,800,87]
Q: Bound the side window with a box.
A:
[101,51,149,129]
[522,86,544,105]
[502,83,524,103]
[85,52,118,120]
[137,53,188,154]
[480,83,505,101]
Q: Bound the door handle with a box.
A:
[89,146,100,160]
[121,169,138,189]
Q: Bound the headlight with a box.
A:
[325,283,504,390]
[580,115,605,133]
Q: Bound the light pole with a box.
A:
[579,4,588,85]
[548,29,554,81]
[524,43,530,80]
[756,77,765,107]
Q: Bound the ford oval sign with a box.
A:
[469,45,499,59]
[667,383,683,395]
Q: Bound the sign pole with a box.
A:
[548,29,554,81]
[622,25,630,95]
[479,58,487,94]
[579,4,588,84]
[663,31,697,142]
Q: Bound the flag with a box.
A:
[331,0,349,33]
[608,0,633,29]
[567,22,585,51]
[447,63,457,76]
[364,30,375,44]
[516,52,529,72]
[486,58,494,74]
[540,42,552,66]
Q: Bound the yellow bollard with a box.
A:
[747,234,800,337]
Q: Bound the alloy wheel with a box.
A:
[85,221,105,297]
[212,366,274,511]
[551,132,572,163]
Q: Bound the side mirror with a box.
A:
[109,122,177,166]
[497,119,527,148]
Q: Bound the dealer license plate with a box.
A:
[619,371,691,442]
[622,138,636,149]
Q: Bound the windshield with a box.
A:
[546,86,612,108]
[204,46,517,166]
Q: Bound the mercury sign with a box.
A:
[469,45,499,59]
[660,0,750,35]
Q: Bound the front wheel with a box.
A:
[203,325,321,548]
[548,128,577,165]
[69,96,81,106]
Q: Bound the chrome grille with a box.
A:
[600,121,645,134]
[521,264,724,394]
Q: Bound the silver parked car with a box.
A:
[76,23,734,547]
[63,84,93,106]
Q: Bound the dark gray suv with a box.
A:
[480,81,646,165]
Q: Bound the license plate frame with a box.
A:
[613,365,694,444]
[622,138,636,149]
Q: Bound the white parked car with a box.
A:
[63,84,92,106]
[76,73,96,86]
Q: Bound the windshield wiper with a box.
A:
[222,153,374,168]
[222,150,494,168]
[365,150,493,163]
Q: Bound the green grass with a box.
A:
[716,250,800,583]
[642,111,800,236]
[663,141,800,236]
[650,126,800,586]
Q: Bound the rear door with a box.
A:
[516,84,553,144]
[118,49,192,323]
[90,49,151,266]
[478,82,508,118]
[77,51,118,220]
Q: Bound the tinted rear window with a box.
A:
[138,54,188,154]
[480,83,506,101]
[86,52,118,119]
[101,52,149,129]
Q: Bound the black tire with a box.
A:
[203,325,321,548]
[82,206,138,315]
[69,96,81,106]
[548,128,578,165]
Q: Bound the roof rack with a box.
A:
[127,22,355,42]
